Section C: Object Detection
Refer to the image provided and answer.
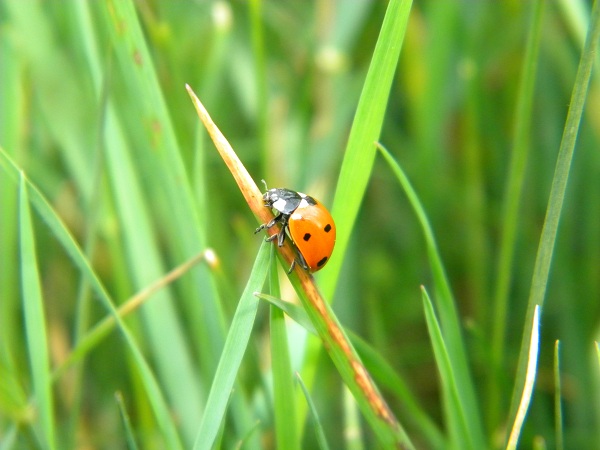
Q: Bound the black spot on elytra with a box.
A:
[303,233,312,241]
[324,224,332,232]
[317,256,328,267]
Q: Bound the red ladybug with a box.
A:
[255,187,336,273]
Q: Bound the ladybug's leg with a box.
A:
[275,215,289,247]
[255,213,282,234]
[256,213,291,247]
[288,250,309,274]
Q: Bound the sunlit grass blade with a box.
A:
[321,0,413,299]
[18,173,56,450]
[193,242,270,450]
[421,287,471,450]
[377,143,484,447]
[507,0,600,436]
[554,341,564,450]
[1,151,183,449]
[507,306,540,450]
[296,372,330,450]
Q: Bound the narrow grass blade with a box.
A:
[507,0,600,436]
[490,0,545,427]
[288,276,415,449]
[115,392,140,450]
[507,306,540,450]
[193,242,270,450]
[267,259,300,450]
[54,252,207,379]
[321,0,413,299]
[296,373,331,450]
[260,291,444,449]
[1,152,183,449]
[421,287,472,450]
[257,293,316,335]
[271,300,299,450]
[18,174,56,450]
[554,341,564,450]
[377,144,484,447]
[349,333,445,450]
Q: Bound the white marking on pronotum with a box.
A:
[273,198,287,211]
[298,198,310,209]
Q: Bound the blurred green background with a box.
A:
[1,0,600,448]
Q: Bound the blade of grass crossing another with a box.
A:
[18,174,57,450]
[193,242,270,450]
[296,373,331,450]
[269,261,300,450]
[507,0,600,436]
[270,307,299,449]
[1,152,184,450]
[489,0,545,432]
[377,144,485,447]
[421,287,472,450]
[115,392,140,450]
[321,0,413,300]
[287,274,415,449]
[260,291,444,449]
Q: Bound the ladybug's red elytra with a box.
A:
[255,186,336,273]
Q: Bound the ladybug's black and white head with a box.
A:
[263,188,314,216]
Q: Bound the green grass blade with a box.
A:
[296,373,331,450]
[349,333,445,450]
[269,263,300,450]
[1,151,183,449]
[421,287,472,450]
[554,341,564,450]
[377,144,485,447]
[18,174,56,450]
[257,293,316,334]
[271,306,299,450]
[507,0,600,437]
[321,0,413,299]
[91,5,233,435]
[115,392,140,450]
[287,275,414,449]
[265,285,438,447]
[260,291,443,448]
[193,242,270,450]
[507,306,540,450]
[489,0,545,428]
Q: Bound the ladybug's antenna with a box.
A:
[261,179,268,191]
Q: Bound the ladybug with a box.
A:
[255,186,336,273]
